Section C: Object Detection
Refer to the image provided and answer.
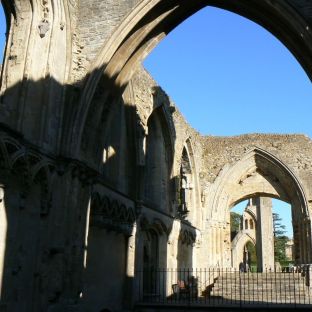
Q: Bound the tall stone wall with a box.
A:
[77,0,140,69]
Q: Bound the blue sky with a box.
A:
[143,6,304,237]
[0,6,4,59]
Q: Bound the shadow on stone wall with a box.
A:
[0,65,184,311]
[0,71,141,310]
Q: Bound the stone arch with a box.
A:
[0,139,12,169]
[138,215,169,296]
[144,106,174,213]
[32,161,55,216]
[72,0,312,154]
[82,192,134,311]
[209,147,311,264]
[140,215,170,238]
[249,219,254,230]
[245,207,257,225]
[242,207,257,231]
[0,1,15,50]
[178,138,201,225]
[1,0,15,19]
[232,231,256,270]
[1,137,22,169]
[142,228,159,294]
[100,97,133,193]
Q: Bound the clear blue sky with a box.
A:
[0,6,5,60]
[144,6,303,237]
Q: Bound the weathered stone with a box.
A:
[0,1,312,311]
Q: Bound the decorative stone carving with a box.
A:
[38,0,50,38]
[38,20,50,38]
[179,228,196,246]
[90,193,136,236]
[139,215,169,237]
[136,118,148,166]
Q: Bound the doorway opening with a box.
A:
[231,197,293,272]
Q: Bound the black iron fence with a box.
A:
[136,267,312,308]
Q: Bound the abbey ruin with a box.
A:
[0,0,312,311]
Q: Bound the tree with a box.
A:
[273,213,286,236]
[230,212,241,240]
[272,213,289,265]
[246,241,257,268]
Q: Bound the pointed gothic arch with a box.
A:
[72,0,312,154]
[144,106,174,213]
[208,147,311,264]
[178,138,201,225]
[232,232,256,270]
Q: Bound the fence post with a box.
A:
[306,264,312,287]
[239,268,242,308]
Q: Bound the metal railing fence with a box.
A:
[135,267,312,308]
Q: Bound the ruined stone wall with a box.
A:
[131,65,203,178]
[75,0,139,79]
[200,134,312,199]
[130,66,204,226]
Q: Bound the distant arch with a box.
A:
[245,219,248,230]
[208,148,311,263]
[210,148,309,220]
[232,231,256,269]
[249,219,254,230]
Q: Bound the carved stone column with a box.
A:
[124,224,137,308]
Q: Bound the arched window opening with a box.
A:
[101,103,122,189]
[250,219,254,230]
[143,230,159,294]
[245,219,248,230]
[82,197,127,310]
[231,197,293,271]
[144,108,172,212]
[178,146,194,218]
[243,241,257,272]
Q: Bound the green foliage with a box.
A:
[273,213,286,237]
[246,241,257,266]
[273,212,289,263]
[230,212,241,234]
[274,235,289,263]
[230,212,241,241]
